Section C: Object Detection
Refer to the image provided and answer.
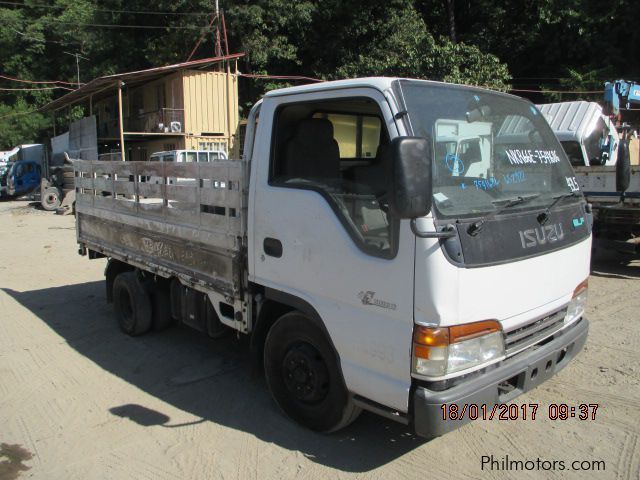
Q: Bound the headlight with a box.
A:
[565,279,588,324]
[412,320,505,378]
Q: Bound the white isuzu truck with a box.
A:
[73,78,591,438]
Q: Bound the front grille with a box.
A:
[504,307,568,356]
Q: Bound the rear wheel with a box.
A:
[113,271,152,336]
[264,312,360,432]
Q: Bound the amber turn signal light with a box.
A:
[413,320,502,360]
[573,278,588,297]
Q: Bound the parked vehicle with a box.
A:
[1,160,41,198]
[603,79,640,118]
[0,144,45,198]
[73,77,590,438]
[536,101,618,167]
[147,149,229,185]
[538,100,639,257]
[149,149,228,163]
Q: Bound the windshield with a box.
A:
[396,80,581,219]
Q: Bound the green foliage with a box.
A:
[543,67,616,103]
[0,0,635,148]
[226,0,511,105]
[0,100,50,148]
[417,0,639,100]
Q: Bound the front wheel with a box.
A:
[264,312,361,432]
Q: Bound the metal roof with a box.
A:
[536,101,603,141]
[41,53,244,112]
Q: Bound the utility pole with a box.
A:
[64,51,89,88]
[214,0,222,58]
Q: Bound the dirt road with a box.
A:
[0,199,638,479]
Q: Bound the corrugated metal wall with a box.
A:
[182,70,239,151]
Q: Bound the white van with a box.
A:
[147,149,229,184]
[149,149,228,163]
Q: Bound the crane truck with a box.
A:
[604,79,640,119]
[72,77,591,438]
[538,80,639,258]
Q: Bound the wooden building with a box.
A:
[43,54,243,161]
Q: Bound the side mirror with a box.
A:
[388,136,432,219]
[616,139,631,193]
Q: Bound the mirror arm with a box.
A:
[410,219,457,238]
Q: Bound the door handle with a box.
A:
[263,237,283,258]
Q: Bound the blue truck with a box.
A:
[0,144,44,198]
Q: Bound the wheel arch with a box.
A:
[250,287,343,376]
[105,259,134,303]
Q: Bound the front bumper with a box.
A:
[412,317,589,438]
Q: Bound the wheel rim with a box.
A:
[45,193,58,206]
[281,342,330,405]
[119,289,134,330]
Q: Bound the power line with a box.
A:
[0,73,81,86]
[41,20,216,30]
[0,108,40,120]
[0,86,74,91]
[11,27,80,46]
[0,1,211,16]
[238,73,324,83]
[510,88,604,94]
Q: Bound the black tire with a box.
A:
[113,271,153,336]
[41,187,61,211]
[151,285,174,331]
[264,312,361,432]
[62,170,75,178]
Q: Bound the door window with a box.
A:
[561,141,585,166]
[270,98,396,258]
[312,113,382,160]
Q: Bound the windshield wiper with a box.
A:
[537,191,581,224]
[467,193,541,236]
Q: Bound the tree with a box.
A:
[226,0,511,107]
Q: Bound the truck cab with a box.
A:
[536,101,618,167]
[1,160,41,197]
[248,78,590,436]
[0,144,45,198]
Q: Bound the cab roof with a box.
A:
[264,77,520,100]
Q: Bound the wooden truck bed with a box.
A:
[73,159,247,298]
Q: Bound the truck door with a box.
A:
[23,162,40,193]
[250,89,416,412]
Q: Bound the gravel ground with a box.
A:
[0,198,638,480]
